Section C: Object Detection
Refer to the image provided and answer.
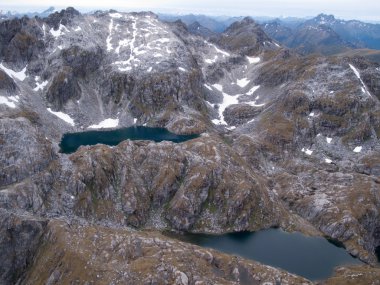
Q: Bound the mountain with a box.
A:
[261,21,293,43]
[211,17,281,55]
[262,13,380,57]
[187,21,217,38]
[0,7,380,284]
[0,6,56,20]
[305,14,380,50]
[159,13,228,32]
[288,24,354,55]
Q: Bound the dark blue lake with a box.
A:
[59,126,199,154]
[175,229,362,281]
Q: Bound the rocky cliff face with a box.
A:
[0,7,379,284]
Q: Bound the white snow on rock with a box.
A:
[88,118,119,129]
[74,26,82,32]
[50,24,69,38]
[246,56,260,64]
[106,19,114,52]
[309,112,315,117]
[325,158,333,164]
[47,108,75,126]
[205,55,218,64]
[155,38,170,43]
[245,101,265,107]
[7,96,19,103]
[326,137,332,144]
[302,148,313,155]
[210,84,240,125]
[133,118,137,124]
[109,12,123,18]
[115,38,130,54]
[246,85,260,95]
[204,84,213,91]
[33,80,49,91]
[349,64,372,97]
[0,96,17,108]
[0,63,27,81]
[147,67,152,72]
[213,45,230,57]
[349,64,361,79]
[212,84,223,92]
[236,78,250,88]
[353,146,362,153]
[178,67,186,72]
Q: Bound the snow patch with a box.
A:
[0,63,27,81]
[109,12,123,18]
[326,137,332,144]
[246,56,260,64]
[212,88,239,125]
[33,80,48,91]
[115,38,130,54]
[50,24,69,38]
[353,146,362,153]
[0,96,17,108]
[147,67,152,72]
[236,78,250,88]
[302,148,313,155]
[213,45,230,57]
[178,67,186,72]
[325,158,333,164]
[204,84,212,91]
[88,118,119,129]
[47,108,75,126]
[309,112,315,117]
[349,64,361,79]
[349,64,372,97]
[106,19,114,52]
[133,118,137,124]
[155,38,170,43]
[245,101,265,107]
[205,55,218,64]
[246,85,260,95]
[8,96,19,103]
[74,26,82,32]
[212,84,223,92]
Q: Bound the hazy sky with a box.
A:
[1,0,379,22]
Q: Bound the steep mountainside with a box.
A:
[0,8,380,284]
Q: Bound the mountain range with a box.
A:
[0,7,380,284]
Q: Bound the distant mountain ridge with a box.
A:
[0,6,56,19]
[262,13,380,56]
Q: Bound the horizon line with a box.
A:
[1,5,380,23]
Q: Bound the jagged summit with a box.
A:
[313,13,336,25]
[213,16,280,56]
